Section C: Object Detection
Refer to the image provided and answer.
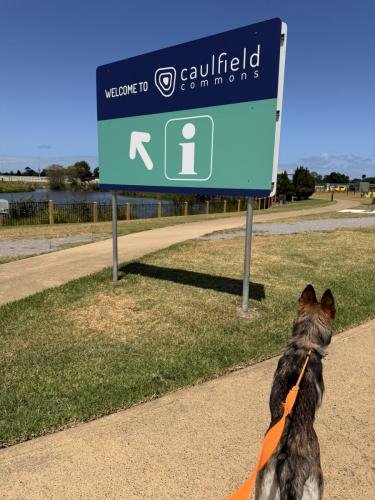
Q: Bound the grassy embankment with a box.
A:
[0,181,37,193]
[1,226,374,447]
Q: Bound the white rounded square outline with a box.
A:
[164,115,214,181]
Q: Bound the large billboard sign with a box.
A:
[97,18,287,196]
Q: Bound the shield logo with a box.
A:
[154,67,177,97]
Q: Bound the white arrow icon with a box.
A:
[129,131,153,170]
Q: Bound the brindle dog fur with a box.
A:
[255,285,335,500]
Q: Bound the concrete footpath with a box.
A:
[0,198,357,305]
[0,320,373,499]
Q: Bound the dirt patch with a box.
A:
[67,291,148,341]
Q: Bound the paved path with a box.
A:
[0,198,357,306]
[0,320,373,499]
[199,216,375,240]
[0,216,246,305]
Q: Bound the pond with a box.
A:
[0,189,168,205]
[0,188,218,224]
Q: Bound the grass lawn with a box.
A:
[0,198,332,265]
[0,197,334,242]
[312,191,362,202]
[0,211,245,241]
[0,255,30,265]
[259,197,333,213]
[1,226,374,447]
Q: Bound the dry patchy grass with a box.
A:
[66,290,173,341]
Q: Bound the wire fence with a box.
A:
[0,197,276,226]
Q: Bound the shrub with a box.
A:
[293,166,315,200]
[277,171,295,201]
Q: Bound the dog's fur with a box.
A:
[255,285,335,500]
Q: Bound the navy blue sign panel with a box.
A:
[97,18,287,197]
[97,18,282,121]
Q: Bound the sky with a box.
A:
[0,0,374,178]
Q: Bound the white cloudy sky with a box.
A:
[279,154,375,178]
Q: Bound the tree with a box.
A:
[65,162,92,189]
[323,171,349,184]
[24,166,38,176]
[276,171,295,201]
[46,164,65,190]
[311,171,323,184]
[293,166,315,200]
[68,161,92,182]
[64,165,79,186]
[93,166,99,179]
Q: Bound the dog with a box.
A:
[255,284,335,500]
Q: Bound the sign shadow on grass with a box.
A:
[121,262,265,300]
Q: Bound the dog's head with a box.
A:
[292,284,336,351]
[298,284,336,323]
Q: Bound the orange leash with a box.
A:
[229,350,312,500]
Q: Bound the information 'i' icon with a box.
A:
[179,123,196,175]
[164,115,214,182]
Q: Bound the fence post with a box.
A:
[237,199,241,212]
[126,203,131,220]
[157,201,162,218]
[48,200,54,225]
[184,201,188,216]
[0,214,3,226]
[223,199,227,213]
[93,202,98,223]
[205,200,209,214]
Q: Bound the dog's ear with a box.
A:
[321,289,336,319]
[299,284,318,306]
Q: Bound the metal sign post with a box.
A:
[112,191,118,282]
[242,197,254,312]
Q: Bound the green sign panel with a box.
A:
[97,19,287,196]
